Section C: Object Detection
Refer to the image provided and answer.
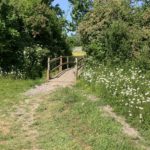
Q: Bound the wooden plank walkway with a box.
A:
[25,68,76,97]
[46,56,85,81]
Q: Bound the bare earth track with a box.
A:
[12,69,76,150]
[25,69,76,97]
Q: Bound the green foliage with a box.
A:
[78,0,150,67]
[104,20,132,62]
[85,42,104,60]
[135,44,150,70]
[68,0,93,30]
[0,0,70,78]
[23,45,48,79]
[0,1,24,72]
[141,0,150,7]
[66,34,82,48]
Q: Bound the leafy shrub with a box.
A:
[23,45,48,79]
[84,42,104,61]
[66,35,82,49]
[79,0,150,68]
[135,44,150,70]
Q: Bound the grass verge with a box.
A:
[0,77,43,111]
[0,76,44,149]
[76,79,150,147]
[35,87,142,150]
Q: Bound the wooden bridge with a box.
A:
[46,56,85,81]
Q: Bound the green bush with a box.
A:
[135,44,150,70]
[23,45,48,79]
[78,0,150,68]
[0,1,71,79]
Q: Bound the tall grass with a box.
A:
[81,60,150,139]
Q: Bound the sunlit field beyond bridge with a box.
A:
[72,47,86,57]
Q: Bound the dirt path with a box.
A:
[100,105,150,150]
[11,69,76,150]
[87,95,150,150]
[25,69,76,97]
[2,68,149,149]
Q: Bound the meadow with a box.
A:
[35,88,142,150]
[81,60,150,142]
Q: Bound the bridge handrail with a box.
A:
[49,56,76,63]
[47,56,85,81]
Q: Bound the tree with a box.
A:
[0,0,71,78]
[9,0,68,54]
[142,0,150,6]
[68,0,93,30]
[0,1,25,73]
[41,0,54,5]
[78,0,150,64]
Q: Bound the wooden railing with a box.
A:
[46,56,85,81]
[75,57,85,78]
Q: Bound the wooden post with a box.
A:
[47,57,50,81]
[75,57,78,79]
[59,56,63,72]
[67,56,69,69]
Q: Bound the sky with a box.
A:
[52,0,72,22]
[52,0,144,21]
[52,0,144,35]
